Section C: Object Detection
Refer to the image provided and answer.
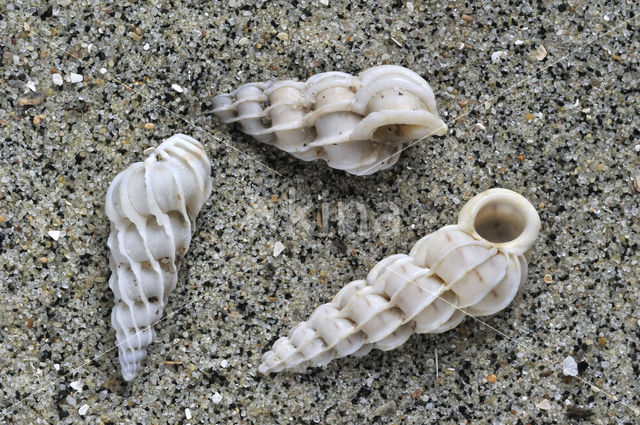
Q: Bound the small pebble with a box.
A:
[33,115,41,124]
[52,73,63,86]
[597,337,607,347]
[144,43,150,50]
[535,45,548,61]
[70,380,82,392]
[372,400,397,418]
[277,32,289,41]
[99,68,107,74]
[65,395,76,406]
[491,50,508,63]
[273,241,285,257]
[536,399,552,410]
[220,359,229,368]
[406,2,414,11]
[212,392,223,404]
[238,37,249,46]
[78,404,89,415]
[563,356,578,376]
[544,274,553,283]
[185,408,192,420]
[474,122,486,131]
[319,0,329,5]
[18,93,44,106]
[172,83,184,93]
[48,230,61,241]
[128,31,142,42]
[26,81,37,92]
[144,123,155,130]
[461,14,473,22]
[487,373,497,383]
[68,73,83,83]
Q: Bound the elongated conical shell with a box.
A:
[259,188,540,374]
[105,134,212,381]
[212,65,447,175]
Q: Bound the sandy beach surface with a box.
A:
[1,1,638,423]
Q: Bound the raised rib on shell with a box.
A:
[259,188,541,374]
[212,65,447,175]
[105,134,212,381]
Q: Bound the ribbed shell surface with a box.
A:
[212,65,447,175]
[105,134,212,381]
[258,225,527,374]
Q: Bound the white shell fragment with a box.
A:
[105,134,212,381]
[67,73,83,83]
[52,73,63,86]
[273,241,285,257]
[212,392,223,404]
[536,399,552,410]
[212,65,447,175]
[48,230,61,241]
[535,45,548,61]
[563,355,578,376]
[491,50,508,63]
[259,188,541,374]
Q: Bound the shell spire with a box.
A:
[105,134,212,381]
[212,65,447,175]
[259,188,541,374]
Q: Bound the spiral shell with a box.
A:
[105,134,212,381]
[259,189,541,374]
[212,65,447,175]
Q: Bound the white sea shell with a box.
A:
[105,134,212,381]
[212,65,447,175]
[258,188,541,374]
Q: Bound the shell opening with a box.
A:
[371,124,413,142]
[473,200,526,244]
[457,188,541,255]
[371,123,430,142]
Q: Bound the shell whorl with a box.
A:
[105,134,212,381]
[212,65,447,175]
[258,189,540,374]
